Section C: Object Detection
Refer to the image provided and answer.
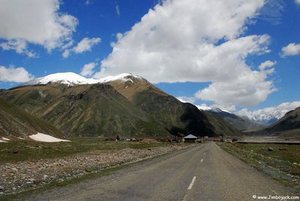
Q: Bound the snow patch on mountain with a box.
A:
[176,96,196,104]
[175,98,231,113]
[0,137,10,143]
[26,72,144,86]
[176,97,213,111]
[2,137,10,141]
[27,72,99,86]
[197,104,213,111]
[98,73,143,83]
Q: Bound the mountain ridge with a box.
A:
[0,73,241,138]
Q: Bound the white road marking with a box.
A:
[182,193,188,201]
[182,176,197,201]
[188,176,196,190]
[200,158,204,163]
[270,189,278,195]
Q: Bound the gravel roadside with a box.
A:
[0,144,187,196]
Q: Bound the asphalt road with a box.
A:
[26,142,295,201]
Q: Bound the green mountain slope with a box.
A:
[0,97,63,138]
[1,84,152,137]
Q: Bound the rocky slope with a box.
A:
[0,145,186,195]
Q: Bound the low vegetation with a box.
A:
[0,97,63,137]
[219,142,300,190]
[0,139,188,199]
[0,138,170,163]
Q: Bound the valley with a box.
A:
[1,0,300,200]
[0,73,299,200]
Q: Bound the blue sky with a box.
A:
[0,0,300,115]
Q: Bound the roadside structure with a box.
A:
[183,134,198,143]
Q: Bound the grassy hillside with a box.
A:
[0,97,63,138]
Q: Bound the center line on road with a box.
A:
[188,176,196,190]
[183,176,197,201]
[200,158,204,163]
[270,189,278,195]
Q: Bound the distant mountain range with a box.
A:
[237,103,300,126]
[1,72,299,139]
[205,109,265,132]
[198,106,300,138]
[238,112,281,126]
[0,72,240,138]
[264,107,300,138]
[198,105,299,131]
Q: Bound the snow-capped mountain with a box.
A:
[197,105,231,114]
[237,101,300,125]
[265,107,300,135]
[98,73,145,83]
[196,103,300,126]
[202,108,265,132]
[1,72,240,137]
[243,114,278,125]
[26,72,99,86]
[26,72,144,86]
[196,104,213,111]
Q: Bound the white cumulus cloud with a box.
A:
[0,39,37,58]
[281,43,300,57]
[0,0,78,55]
[296,0,300,5]
[259,60,276,71]
[80,62,97,77]
[0,66,33,82]
[74,37,101,53]
[63,37,101,58]
[97,0,274,108]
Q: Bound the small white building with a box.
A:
[183,134,198,143]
